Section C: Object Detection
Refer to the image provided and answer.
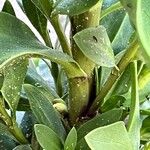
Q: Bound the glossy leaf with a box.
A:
[34,124,63,150]
[111,64,131,96]
[23,84,66,140]
[127,61,140,150]
[136,0,150,60]
[85,121,133,150]
[31,0,53,19]
[77,108,123,141]
[101,0,125,42]
[25,66,59,100]
[23,0,52,47]
[101,95,126,112]
[20,111,36,139]
[0,123,17,142]
[52,0,99,16]
[2,0,16,16]
[0,12,85,78]
[141,116,150,142]
[1,59,28,111]
[64,127,77,150]
[112,14,133,55]
[0,135,17,150]
[119,0,136,26]
[13,145,32,150]
[74,26,115,67]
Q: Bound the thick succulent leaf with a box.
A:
[101,95,126,112]
[127,61,140,150]
[141,116,150,142]
[52,0,100,16]
[76,138,90,150]
[136,0,150,59]
[34,124,63,150]
[25,66,59,101]
[31,0,53,19]
[119,0,136,26]
[20,111,36,139]
[85,121,133,150]
[64,127,77,150]
[101,0,125,42]
[138,65,150,102]
[112,14,134,55]
[77,108,123,141]
[13,145,32,150]
[101,1,134,55]
[0,135,17,150]
[23,0,52,46]
[1,59,28,111]
[0,123,17,142]
[0,12,85,78]
[74,26,115,67]
[2,0,16,16]
[111,64,131,96]
[23,84,66,141]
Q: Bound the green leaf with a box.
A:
[77,108,123,141]
[0,123,17,142]
[64,127,77,150]
[34,124,63,150]
[119,0,136,26]
[0,135,17,149]
[1,59,28,111]
[52,0,100,16]
[0,12,85,78]
[23,0,52,47]
[136,0,150,61]
[31,0,53,19]
[20,111,36,139]
[143,142,150,150]
[127,61,140,150]
[101,0,126,42]
[13,145,32,150]
[141,116,150,142]
[25,66,59,100]
[74,26,115,67]
[101,95,126,112]
[110,64,131,97]
[0,123,18,150]
[2,0,16,16]
[111,14,134,55]
[0,74,4,89]
[23,84,66,141]
[85,121,133,150]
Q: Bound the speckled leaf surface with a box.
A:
[74,26,115,67]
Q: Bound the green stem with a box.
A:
[88,37,139,114]
[69,1,102,125]
[68,76,90,125]
[51,16,72,56]
[70,1,102,75]
[100,2,123,20]
[0,98,28,144]
[127,61,140,150]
